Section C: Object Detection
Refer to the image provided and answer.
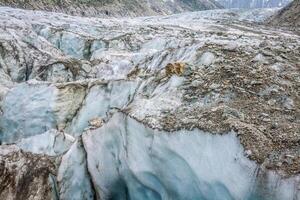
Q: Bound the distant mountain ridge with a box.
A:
[0,0,223,17]
[269,0,300,27]
[216,0,292,8]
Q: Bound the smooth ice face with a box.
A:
[57,139,95,200]
[82,114,242,199]
[17,129,75,156]
[0,83,57,143]
[0,82,86,143]
[82,113,299,200]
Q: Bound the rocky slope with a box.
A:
[269,0,300,27]
[216,0,292,8]
[0,6,299,200]
[0,0,223,17]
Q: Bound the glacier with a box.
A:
[216,0,292,8]
[0,6,299,200]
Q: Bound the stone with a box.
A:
[165,62,186,76]
[191,80,203,87]
[88,117,103,128]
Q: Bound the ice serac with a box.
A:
[69,80,139,135]
[0,82,57,143]
[0,81,86,143]
[57,139,95,200]
[17,129,75,156]
[82,113,299,200]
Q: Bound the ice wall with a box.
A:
[0,82,86,143]
[82,113,299,200]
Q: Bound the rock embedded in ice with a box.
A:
[88,117,103,128]
[165,62,186,76]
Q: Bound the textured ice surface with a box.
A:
[17,129,74,156]
[69,80,139,135]
[127,75,185,127]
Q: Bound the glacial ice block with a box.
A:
[82,113,300,200]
